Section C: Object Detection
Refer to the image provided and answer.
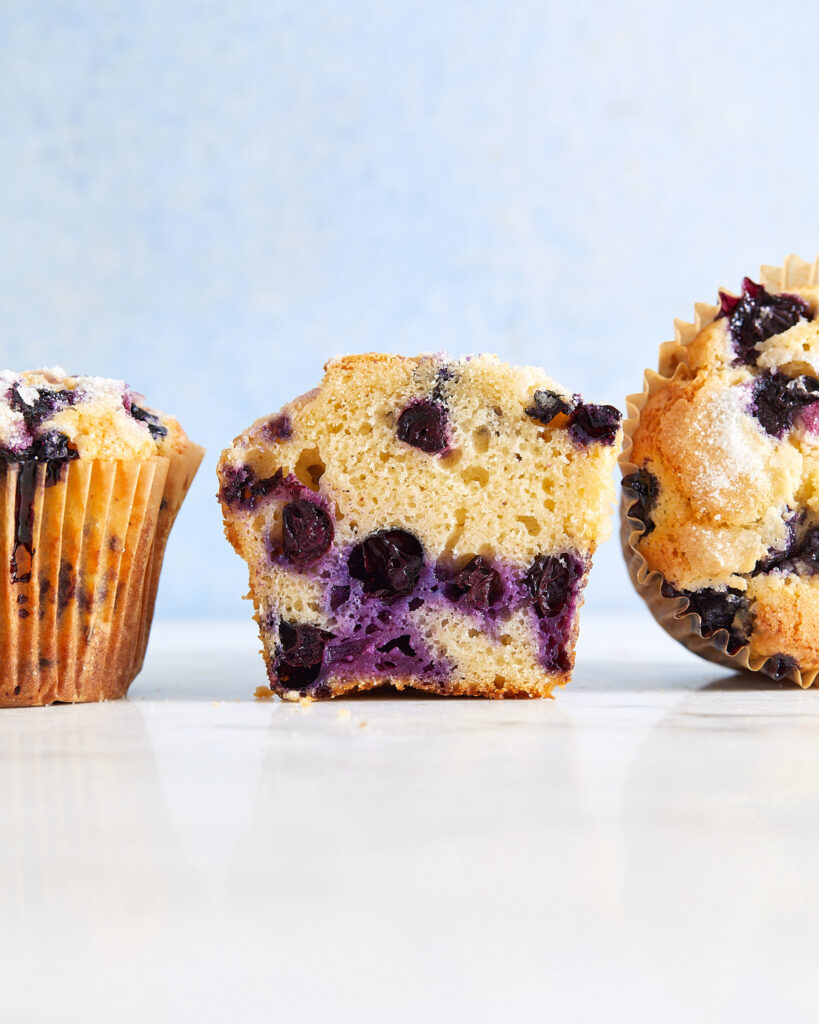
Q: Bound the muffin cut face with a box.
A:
[624,260,819,681]
[218,353,622,699]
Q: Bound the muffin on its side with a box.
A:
[0,368,204,707]
[622,256,819,684]
[218,353,622,700]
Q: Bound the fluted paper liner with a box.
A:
[620,255,819,688]
[0,445,204,706]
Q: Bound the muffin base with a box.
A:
[0,445,203,707]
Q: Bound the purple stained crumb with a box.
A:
[263,532,587,692]
[798,402,819,435]
[750,372,819,437]
[719,278,810,366]
[396,399,450,454]
[622,468,660,536]
[281,499,334,566]
[523,553,586,673]
[264,414,293,441]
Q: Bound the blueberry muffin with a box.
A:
[0,368,204,707]
[218,353,622,699]
[622,256,819,684]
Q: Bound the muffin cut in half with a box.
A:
[622,255,819,685]
[218,353,622,699]
[0,368,203,707]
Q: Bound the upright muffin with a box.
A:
[218,353,621,699]
[0,368,204,707]
[622,255,819,684]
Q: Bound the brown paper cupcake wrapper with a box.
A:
[0,445,204,707]
[619,255,819,688]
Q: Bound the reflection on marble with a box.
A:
[0,700,198,1008]
[3,616,819,1022]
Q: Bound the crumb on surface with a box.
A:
[337,707,351,719]
[254,685,274,699]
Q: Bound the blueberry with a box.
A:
[348,529,425,599]
[396,400,449,453]
[665,584,748,645]
[220,465,283,510]
[763,653,799,681]
[525,389,575,425]
[751,372,819,437]
[9,386,75,425]
[275,621,332,690]
[445,555,503,610]
[525,554,580,618]
[793,528,819,571]
[752,512,802,575]
[130,404,168,441]
[265,414,293,441]
[281,500,334,566]
[622,468,660,535]
[30,431,79,464]
[568,403,622,446]
[719,278,810,365]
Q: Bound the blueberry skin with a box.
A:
[348,529,425,599]
[719,278,810,366]
[396,400,449,454]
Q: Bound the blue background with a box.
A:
[2,0,818,618]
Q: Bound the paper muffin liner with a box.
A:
[0,445,204,707]
[619,255,819,688]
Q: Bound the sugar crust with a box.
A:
[629,277,819,671]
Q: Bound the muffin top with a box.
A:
[625,261,819,674]
[0,368,189,461]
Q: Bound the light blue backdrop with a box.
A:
[2,0,818,618]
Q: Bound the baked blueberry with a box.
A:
[348,529,424,599]
[281,499,334,566]
[525,554,580,618]
[131,403,169,441]
[396,400,449,453]
[220,465,283,511]
[719,277,809,365]
[568,403,622,446]
[275,621,332,690]
[622,468,660,535]
[525,389,574,425]
[445,555,503,611]
[751,372,819,437]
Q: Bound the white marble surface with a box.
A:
[3,613,819,1022]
